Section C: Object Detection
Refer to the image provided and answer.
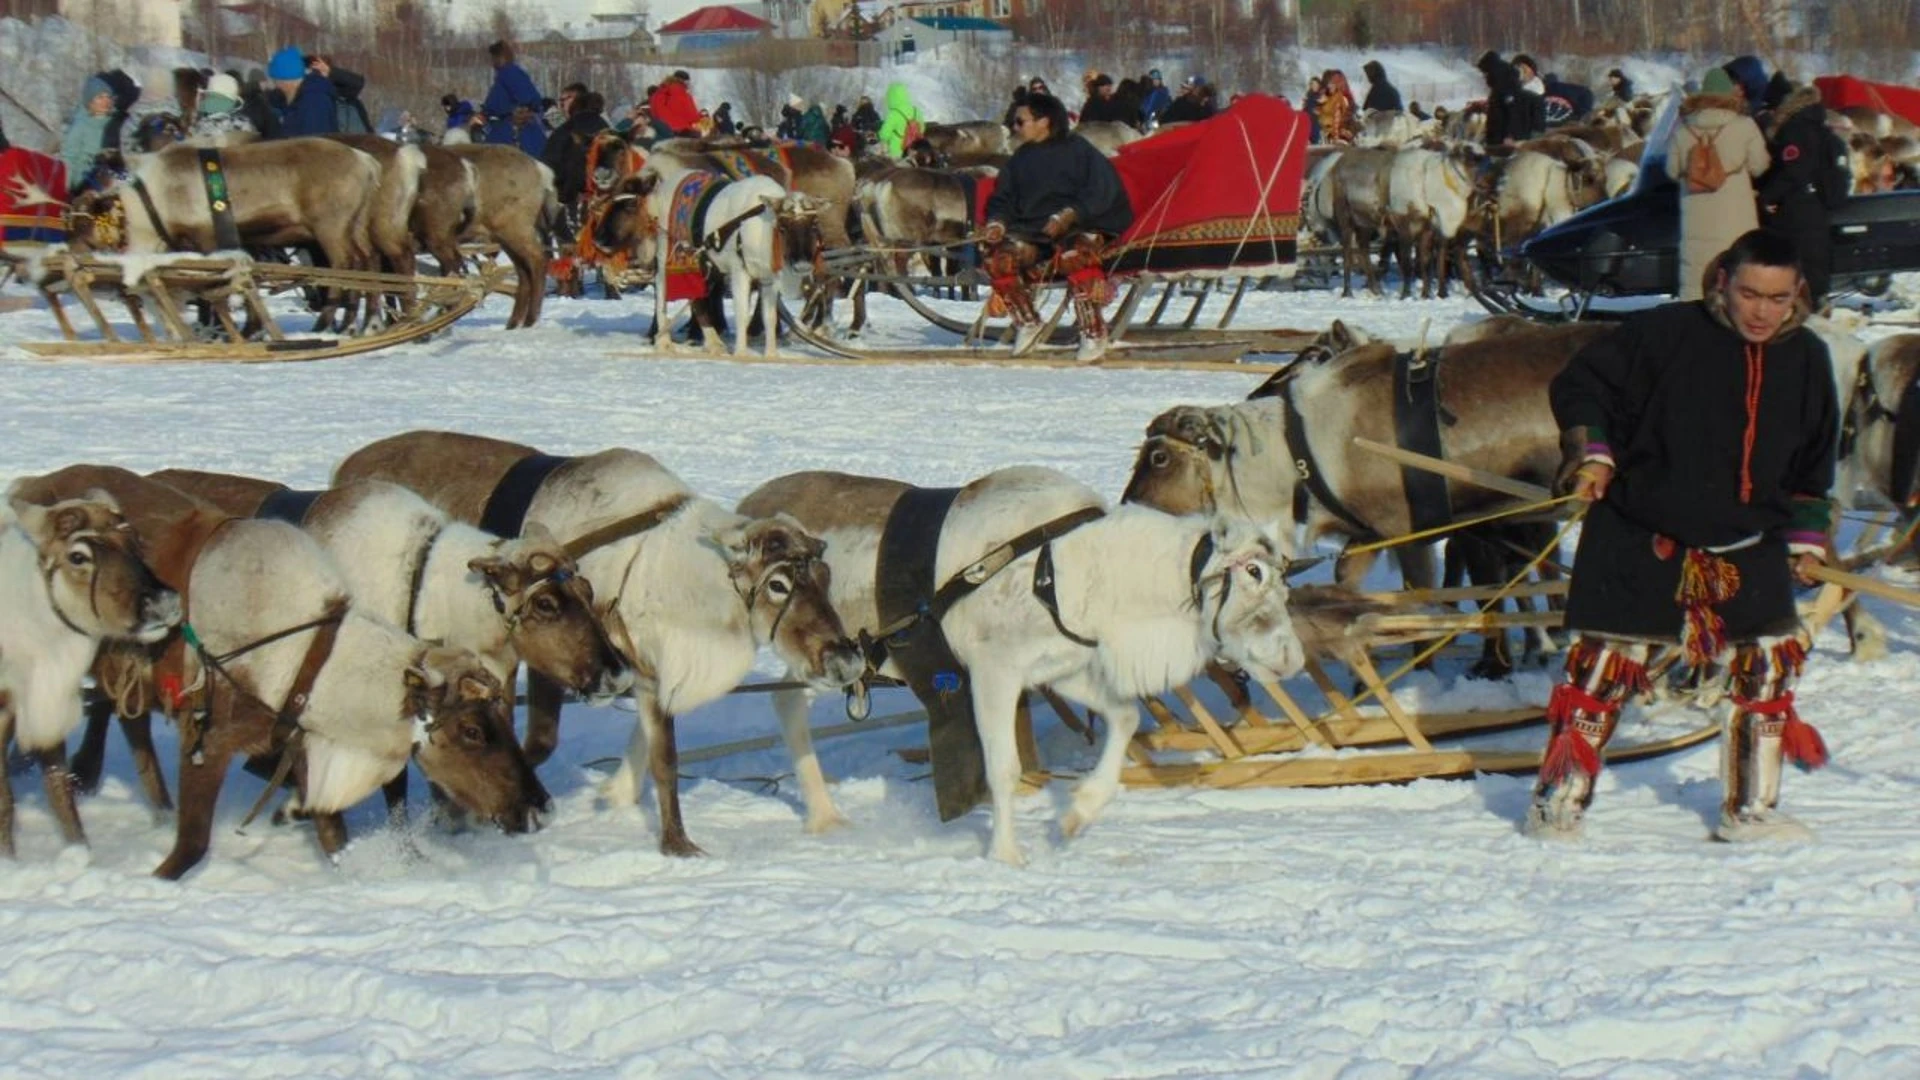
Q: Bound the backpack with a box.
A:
[1682,123,1728,194]
[1813,126,1852,210]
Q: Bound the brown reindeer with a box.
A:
[2,491,178,857]
[67,138,379,272]
[9,465,548,879]
[1123,324,1612,675]
[442,143,558,329]
[334,431,864,853]
[922,120,1011,160]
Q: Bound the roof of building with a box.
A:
[907,14,1009,31]
[655,5,773,33]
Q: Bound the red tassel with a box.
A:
[1781,714,1830,771]
[1540,683,1608,783]
[1736,690,1830,771]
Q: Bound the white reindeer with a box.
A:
[738,466,1308,866]
[625,161,820,359]
[1,491,179,856]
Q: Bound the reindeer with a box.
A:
[1325,146,1399,297]
[595,164,824,358]
[332,431,865,854]
[53,470,634,817]
[923,121,1011,160]
[441,143,559,329]
[10,466,549,879]
[1071,121,1142,155]
[738,467,1305,865]
[1385,141,1493,299]
[1,491,179,857]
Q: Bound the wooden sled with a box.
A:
[2,250,502,364]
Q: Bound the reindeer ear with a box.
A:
[81,488,121,515]
[467,552,519,590]
[8,498,53,546]
[707,521,755,566]
[761,193,784,211]
[520,521,556,545]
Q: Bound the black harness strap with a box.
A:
[1392,350,1455,533]
[874,486,979,822]
[958,173,980,229]
[197,149,241,251]
[690,178,732,249]
[480,453,572,539]
[126,175,179,251]
[1281,381,1376,536]
[403,524,445,637]
[253,487,325,525]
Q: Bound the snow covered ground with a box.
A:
[3,276,1920,1078]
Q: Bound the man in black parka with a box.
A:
[1361,60,1402,113]
[981,92,1132,361]
[1476,52,1544,146]
[1530,230,1837,844]
[1757,80,1835,305]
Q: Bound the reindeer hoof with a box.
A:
[989,843,1028,868]
[659,836,707,858]
[804,809,851,835]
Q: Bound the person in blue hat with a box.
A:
[269,46,338,137]
[59,74,118,192]
[1140,69,1171,127]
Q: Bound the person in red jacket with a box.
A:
[648,70,701,136]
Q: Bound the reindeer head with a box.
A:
[63,189,130,253]
[770,191,829,301]
[7,489,180,643]
[467,523,631,702]
[592,171,661,270]
[1123,405,1234,515]
[404,647,550,834]
[711,515,863,691]
[1192,517,1305,681]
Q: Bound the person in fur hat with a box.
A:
[1530,229,1837,844]
[1666,67,1770,301]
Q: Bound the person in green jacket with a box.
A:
[59,74,117,193]
[878,81,920,159]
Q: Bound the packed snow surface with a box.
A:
[2,278,1919,1078]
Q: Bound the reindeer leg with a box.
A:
[773,684,845,833]
[1053,676,1141,842]
[644,699,701,858]
[154,741,234,880]
[522,668,566,766]
[0,713,14,858]
[382,768,410,827]
[120,711,173,813]
[970,666,1028,866]
[290,752,350,863]
[34,742,86,846]
[69,693,116,795]
[734,270,752,357]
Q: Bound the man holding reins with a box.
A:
[1529,229,1837,843]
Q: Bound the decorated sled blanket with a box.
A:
[0,147,68,245]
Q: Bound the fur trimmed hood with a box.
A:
[1766,84,1825,137]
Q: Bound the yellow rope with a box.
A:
[1343,494,1579,556]
[1342,503,1588,713]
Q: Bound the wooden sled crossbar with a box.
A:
[4,251,501,364]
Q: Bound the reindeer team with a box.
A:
[6,79,1919,881]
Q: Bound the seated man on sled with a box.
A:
[1530,229,1838,843]
[981,92,1133,362]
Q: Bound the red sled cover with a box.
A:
[1108,94,1309,277]
[0,147,68,245]
[1815,76,1920,130]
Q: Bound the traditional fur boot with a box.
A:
[1714,637,1824,842]
[1524,637,1651,840]
[985,242,1044,353]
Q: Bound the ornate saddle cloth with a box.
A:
[666,170,728,302]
